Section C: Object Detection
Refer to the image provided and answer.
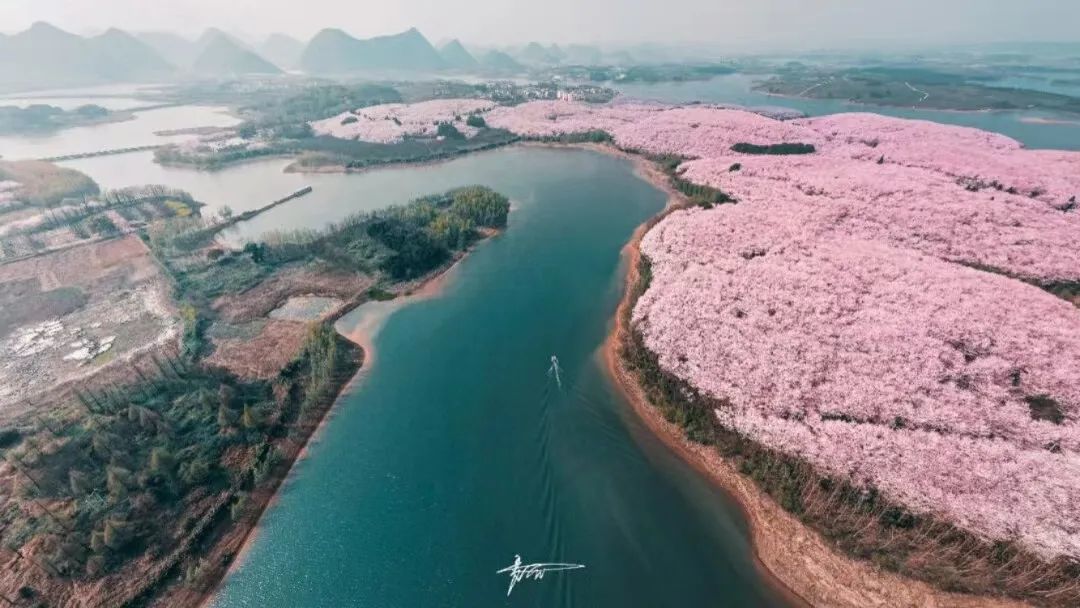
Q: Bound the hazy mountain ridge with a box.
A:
[481,49,525,71]
[192,31,282,75]
[301,27,446,73]
[135,31,197,66]
[90,28,174,79]
[0,20,630,91]
[563,44,603,64]
[0,22,174,89]
[440,39,479,70]
[136,28,276,71]
[261,33,305,69]
[518,41,559,64]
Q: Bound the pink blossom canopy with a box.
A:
[320,98,1080,558]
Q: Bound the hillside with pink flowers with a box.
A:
[480,98,1080,602]
[310,99,1080,577]
[310,99,496,143]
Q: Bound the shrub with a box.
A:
[0,428,21,448]
[436,122,465,140]
[731,142,816,155]
[86,214,119,237]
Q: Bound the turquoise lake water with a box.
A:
[207,147,789,607]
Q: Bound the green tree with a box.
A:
[436,122,465,140]
[103,518,129,550]
[179,456,213,487]
[106,467,130,503]
[427,213,473,250]
[241,404,261,431]
[149,447,174,476]
[217,403,237,431]
[448,187,510,228]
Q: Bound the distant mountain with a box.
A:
[607,50,637,66]
[0,22,173,90]
[563,44,603,65]
[518,42,556,65]
[0,22,93,88]
[196,28,251,54]
[136,29,277,74]
[547,44,567,62]
[439,39,478,70]
[260,33,305,69]
[89,29,174,80]
[136,31,197,66]
[301,27,446,73]
[192,32,281,75]
[481,50,524,72]
[298,29,356,73]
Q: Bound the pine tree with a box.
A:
[241,404,260,431]
[106,466,130,502]
[217,403,237,431]
[103,518,128,550]
[149,447,174,476]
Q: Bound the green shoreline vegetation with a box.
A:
[0,182,510,605]
[160,185,510,308]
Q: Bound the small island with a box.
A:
[754,65,1080,114]
[0,104,132,135]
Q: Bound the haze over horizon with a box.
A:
[2,0,1080,51]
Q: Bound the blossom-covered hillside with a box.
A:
[484,99,1080,561]
[677,152,1080,281]
[636,220,1080,558]
[801,113,1080,206]
[310,99,495,143]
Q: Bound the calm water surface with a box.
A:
[207,147,788,607]
[0,105,238,160]
[0,95,149,110]
[64,150,622,246]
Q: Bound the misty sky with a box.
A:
[2,0,1079,49]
